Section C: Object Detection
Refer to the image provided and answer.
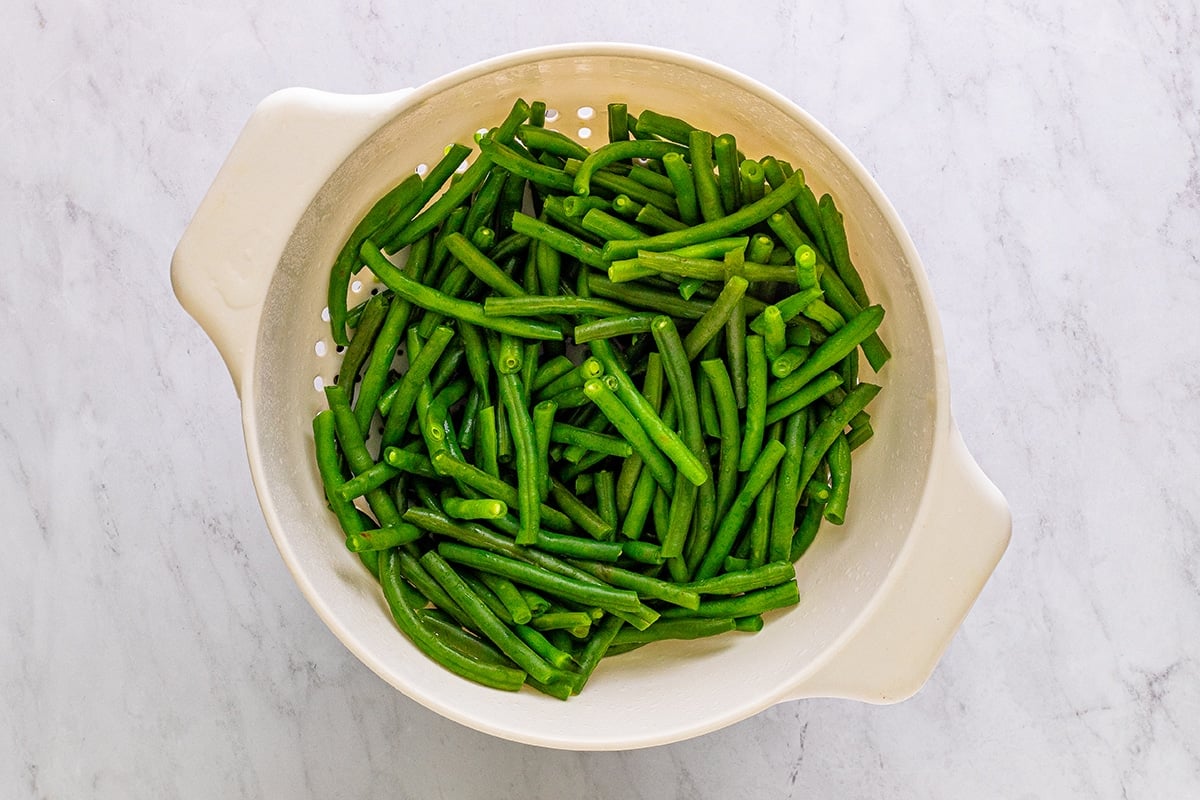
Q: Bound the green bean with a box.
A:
[802,298,846,334]
[376,145,473,252]
[682,275,749,360]
[532,399,557,502]
[738,335,768,471]
[443,496,507,520]
[572,313,657,344]
[549,479,614,541]
[581,378,676,494]
[526,238,559,298]
[382,447,438,480]
[477,572,534,625]
[580,207,645,241]
[633,108,696,144]
[325,383,402,527]
[495,373,539,545]
[360,242,563,341]
[765,371,844,425]
[380,551,526,691]
[689,129,725,222]
[509,211,608,270]
[748,426,780,567]
[445,232,527,298]
[698,356,719,439]
[549,423,633,459]
[683,560,795,596]
[516,124,590,161]
[404,508,594,587]
[483,295,629,318]
[470,225,496,261]
[611,618,736,646]
[594,470,618,530]
[463,164,508,244]
[457,386,482,451]
[660,152,700,225]
[459,572,516,625]
[769,410,808,563]
[586,275,713,320]
[621,463,658,542]
[519,588,552,618]
[395,549,473,627]
[791,494,827,561]
[796,383,881,493]
[635,203,687,232]
[513,623,573,669]
[739,159,765,206]
[420,550,555,683]
[726,296,748,409]
[699,360,740,525]
[429,451,574,532]
[805,478,832,504]
[478,135,575,193]
[714,133,741,213]
[573,140,689,196]
[568,560,700,610]
[494,333,522,376]
[528,612,592,637]
[562,158,679,215]
[530,354,574,394]
[765,304,884,403]
[846,419,874,451]
[770,346,811,379]
[562,194,612,219]
[437,542,644,615]
[454,322,490,401]
[536,357,604,400]
[660,581,800,619]
[417,609,513,667]
[428,340,467,396]
[561,449,611,482]
[474,405,500,478]
[760,306,787,362]
[695,439,787,580]
[746,233,774,265]
[336,292,387,392]
[761,156,829,259]
[421,377,469,462]
[610,193,642,219]
[652,316,713,564]
[606,102,630,142]
[823,433,852,525]
[615,352,662,515]
[818,194,869,308]
[602,170,807,261]
[527,530,624,563]
[327,173,425,345]
[312,410,367,537]
[353,257,422,430]
[335,460,400,502]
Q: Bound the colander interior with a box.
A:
[247,47,940,749]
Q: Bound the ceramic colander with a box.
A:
[171,43,1010,750]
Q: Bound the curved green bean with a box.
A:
[695,439,787,580]
[380,550,526,691]
[359,241,563,341]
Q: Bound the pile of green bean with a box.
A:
[312,99,888,698]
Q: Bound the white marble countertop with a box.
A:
[3,0,1197,796]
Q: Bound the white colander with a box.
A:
[171,43,1010,750]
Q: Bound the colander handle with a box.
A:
[171,87,413,395]
[784,420,1011,704]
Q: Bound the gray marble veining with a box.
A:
[2,0,1197,797]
